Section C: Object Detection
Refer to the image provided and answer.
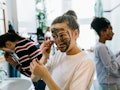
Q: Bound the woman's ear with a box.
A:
[100,30,106,37]
[5,41,12,48]
[73,29,79,39]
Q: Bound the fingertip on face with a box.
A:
[50,40,54,45]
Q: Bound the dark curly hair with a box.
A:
[0,32,24,48]
[91,17,110,36]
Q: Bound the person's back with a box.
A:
[94,42,118,84]
[0,32,46,90]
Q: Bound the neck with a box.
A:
[99,38,106,43]
[66,45,82,55]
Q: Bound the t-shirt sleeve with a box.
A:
[66,58,95,90]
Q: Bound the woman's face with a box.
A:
[51,22,77,53]
[105,25,114,40]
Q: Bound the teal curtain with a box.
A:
[9,64,21,77]
[94,0,103,17]
[8,53,21,77]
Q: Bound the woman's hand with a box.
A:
[31,74,40,82]
[40,40,54,59]
[39,40,54,64]
[30,58,61,90]
[4,52,15,64]
[30,58,49,79]
[4,52,20,70]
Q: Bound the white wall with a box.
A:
[102,0,120,53]
[6,0,36,38]
[6,0,120,53]
[6,0,18,31]
[16,0,36,34]
[111,3,120,53]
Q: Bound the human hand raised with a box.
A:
[4,52,14,62]
[40,40,54,59]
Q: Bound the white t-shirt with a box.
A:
[45,50,95,90]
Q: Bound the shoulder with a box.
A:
[81,52,94,65]
[75,52,95,68]
[94,42,107,51]
[74,52,95,74]
[16,39,30,46]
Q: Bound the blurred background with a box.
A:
[0,0,120,89]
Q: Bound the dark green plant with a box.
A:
[36,0,47,32]
[37,10,46,30]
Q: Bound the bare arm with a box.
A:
[43,70,60,90]
[4,52,21,71]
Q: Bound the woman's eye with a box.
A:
[60,33,67,36]
[52,35,57,39]
[60,34,64,37]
